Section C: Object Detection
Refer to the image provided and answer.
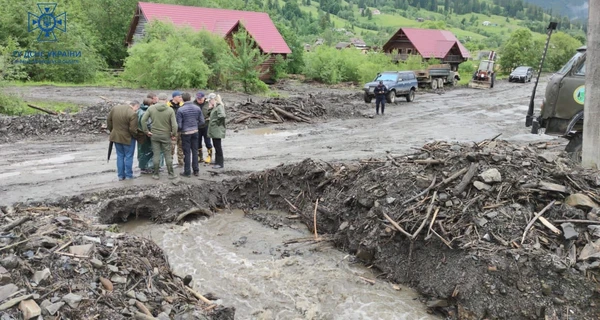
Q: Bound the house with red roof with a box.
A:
[382,28,470,71]
[126,2,291,80]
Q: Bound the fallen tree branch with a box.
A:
[27,104,58,115]
[552,219,600,224]
[1,216,31,232]
[412,192,438,239]
[270,109,284,123]
[383,212,412,238]
[521,200,556,244]
[453,162,479,196]
[401,175,437,205]
[186,286,214,305]
[313,199,319,240]
[436,167,468,189]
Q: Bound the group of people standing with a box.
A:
[107,91,227,181]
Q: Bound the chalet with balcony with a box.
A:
[126,2,291,80]
[382,28,470,71]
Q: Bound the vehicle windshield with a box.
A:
[556,52,583,74]
[512,67,528,73]
[374,73,397,82]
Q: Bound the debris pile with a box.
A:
[0,205,233,319]
[0,102,116,141]
[225,139,600,319]
[228,93,364,128]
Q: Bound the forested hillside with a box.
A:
[0,0,587,88]
[522,0,587,19]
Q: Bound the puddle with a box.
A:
[248,127,299,138]
[123,211,439,319]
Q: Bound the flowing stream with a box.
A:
[121,210,440,320]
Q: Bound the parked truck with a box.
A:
[525,22,586,161]
[413,64,460,89]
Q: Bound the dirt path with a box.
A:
[0,79,555,206]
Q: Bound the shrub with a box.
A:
[303,46,440,84]
[122,21,218,89]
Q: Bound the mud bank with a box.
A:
[50,139,600,319]
[218,141,600,319]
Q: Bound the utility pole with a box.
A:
[582,0,600,168]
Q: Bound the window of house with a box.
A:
[407,49,413,54]
[398,49,404,54]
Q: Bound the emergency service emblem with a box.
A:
[573,85,585,105]
[28,3,67,42]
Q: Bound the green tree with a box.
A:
[546,32,583,72]
[498,29,539,72]
[223,28,269,93]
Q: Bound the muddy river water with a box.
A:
[121,210,439,320]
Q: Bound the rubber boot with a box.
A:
[204,148,212,164]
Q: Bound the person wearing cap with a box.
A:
[141,93,178,180]
[176,92,205,177]
[168,91,185,167]
[107,100,141,180]
[206,93,226,169]
[193,91,213,164]
[373,80,388,115]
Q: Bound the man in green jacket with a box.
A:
[141,93,178,180]
[193,92,213,164]
[107,101,141,180]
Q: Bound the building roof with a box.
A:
[335,42,351,49]
[134,2,291,54]
[385,28,470,59]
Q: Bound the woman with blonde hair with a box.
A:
[206,93,226,169]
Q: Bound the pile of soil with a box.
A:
[0,205,234,319]
[222,139,600,319]
[0,102,116,142]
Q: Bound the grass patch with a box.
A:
[21,100,82,115]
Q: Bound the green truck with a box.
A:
[527,45,586,160]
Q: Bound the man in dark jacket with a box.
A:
[193,92,213,164]
[168,91,185,166]
[107,101,141,180]
[142,93,178,180]
[176,92,205,177]
[373,81,387,115]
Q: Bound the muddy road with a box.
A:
[0,79,554,206]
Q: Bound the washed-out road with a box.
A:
[0,78,559,206]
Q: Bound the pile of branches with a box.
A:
[229,95,326,125]
[0,206,233,319]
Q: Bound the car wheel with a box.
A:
[406,89,415,102]
[386,90,395,103]
[452,77,458,86]
[363,92,372,103]
[437,78,444,89]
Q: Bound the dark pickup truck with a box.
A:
[363,71,418,103]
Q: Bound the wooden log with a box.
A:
[186,287,214,305]
[453,163,479,196]
[26,104,59,115]
[273,106,310,123]
[1,216,30,232]
[234,115,254,123]
[270,109,284,123]
[414,159,445,165]
[538,216,561,234]
[436,167,468,188]
[135,301,152,317]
